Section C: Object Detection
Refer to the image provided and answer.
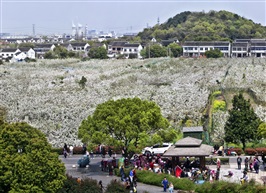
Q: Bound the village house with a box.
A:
[182,41,231,57]
[107,41,128,57]
[122,43,143,59]
[34,44,56,58]
[160,39,179,47]
[0,48,20,59]
[67,42,90,52]
[231,41,249,57]
[19,47,36,59]
[250,39,266,58]
[10,51,27,63]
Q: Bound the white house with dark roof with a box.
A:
[183,41,231,57]
[67,42,90,52]
[10,51,27,63]
[122,43,143,58]
[19,48,35,59]
[0,48,20,59]
[250,39,266,58]
[108,41,128,57]
[34,44,56,58]
[231,41,249,57]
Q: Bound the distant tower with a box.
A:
[157,17,160,25]
[84,24,88,39]
[72,21,76,38]
[77,23,82,39]
[32,24,35,37]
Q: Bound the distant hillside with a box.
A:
[137,10,266,42]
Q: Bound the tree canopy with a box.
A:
[140,44,167,58]
[205,49,223,58]
[0,122,66,193]
[224,93,261,150]
[137,10,266,42]
[88,47,108,59]
[78,98,170,154]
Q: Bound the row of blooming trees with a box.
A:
[0,58,265,146]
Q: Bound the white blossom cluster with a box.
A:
[0,58,265,147]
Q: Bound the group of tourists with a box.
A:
[237,155,261,174]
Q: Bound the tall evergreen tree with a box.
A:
[224,93,261,150]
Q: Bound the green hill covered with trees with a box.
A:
[137,10,266,42]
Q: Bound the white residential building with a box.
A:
[183,41,231,57]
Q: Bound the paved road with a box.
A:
[60,155,266,193]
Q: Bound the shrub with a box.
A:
[213,100,226,112]
[212,91,222,97]
[57,174,101,193]
[231,147,243,155]
[51,147,64,155]
[105,179,128,193]
[73,146,84,154]
[255,147,266,154]
[195,180,266,193]
[244,148,257,155]
[135,170,195,191]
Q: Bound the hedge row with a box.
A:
[244,147,266,155]
[195,179,266,193]
[114,168,196,191]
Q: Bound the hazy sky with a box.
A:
[1,0,265,35]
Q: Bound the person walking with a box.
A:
[237,155,242,170]
[244,157,249,171]
[69,145,73,157]
[216,158,221,170]
[168,182,174,193]
[161,177,169,192]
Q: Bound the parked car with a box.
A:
[142,143,173,155]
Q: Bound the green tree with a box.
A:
[0,122,66,193]
[78,98,169,155]
[205,49,223,58]
[53,45,68,59]
[44,50,55,59]
[224,93,261,150]
[88,47,107,59]
[258,122,266,138]
[141,44,167,58]
[167,43,182,57]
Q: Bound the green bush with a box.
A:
[213,100,226,112]
[57,174,101,193]
[135,170,195,191]
[51,147,63,155]
[212,91,222,97]
[195,180,266,193]
[105,179,128,193]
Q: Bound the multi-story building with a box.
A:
[182,41,231,57]
[250,39,266,58]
